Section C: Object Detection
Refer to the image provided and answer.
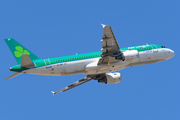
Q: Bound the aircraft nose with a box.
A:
[168,49,175,58]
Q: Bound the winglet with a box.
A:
[101,24,106,28]
[51,91,56,96]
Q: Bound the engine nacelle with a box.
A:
[98,72,121,84]
[116,50,139,61]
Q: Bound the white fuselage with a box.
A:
[23,48,174,76]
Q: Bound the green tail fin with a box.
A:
[4,38,40,64]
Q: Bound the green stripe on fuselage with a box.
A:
[10,44,165,72]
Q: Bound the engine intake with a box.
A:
[98,72,121,84]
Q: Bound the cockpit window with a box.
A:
[161,46,166,48]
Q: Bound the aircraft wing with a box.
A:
[98,24,121,65]
[51,76,92,95]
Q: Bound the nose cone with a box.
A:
[168,49,175,58]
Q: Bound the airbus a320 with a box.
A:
[5,24,175,95]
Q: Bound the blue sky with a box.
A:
[1,0,180,120]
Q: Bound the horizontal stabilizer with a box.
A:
[21,54,34,68]
[5,72,21,80]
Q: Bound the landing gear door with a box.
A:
[151,45,158,52]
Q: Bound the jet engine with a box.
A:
[115,50,139,61]
[98,72,121,84]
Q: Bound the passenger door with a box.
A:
[151,45,158,52]
[44,59,52,69]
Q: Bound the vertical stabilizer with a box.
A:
[4,38,40,64]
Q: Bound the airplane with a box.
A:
[5,24,175,95]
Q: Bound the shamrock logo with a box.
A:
[14,46,30,57]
